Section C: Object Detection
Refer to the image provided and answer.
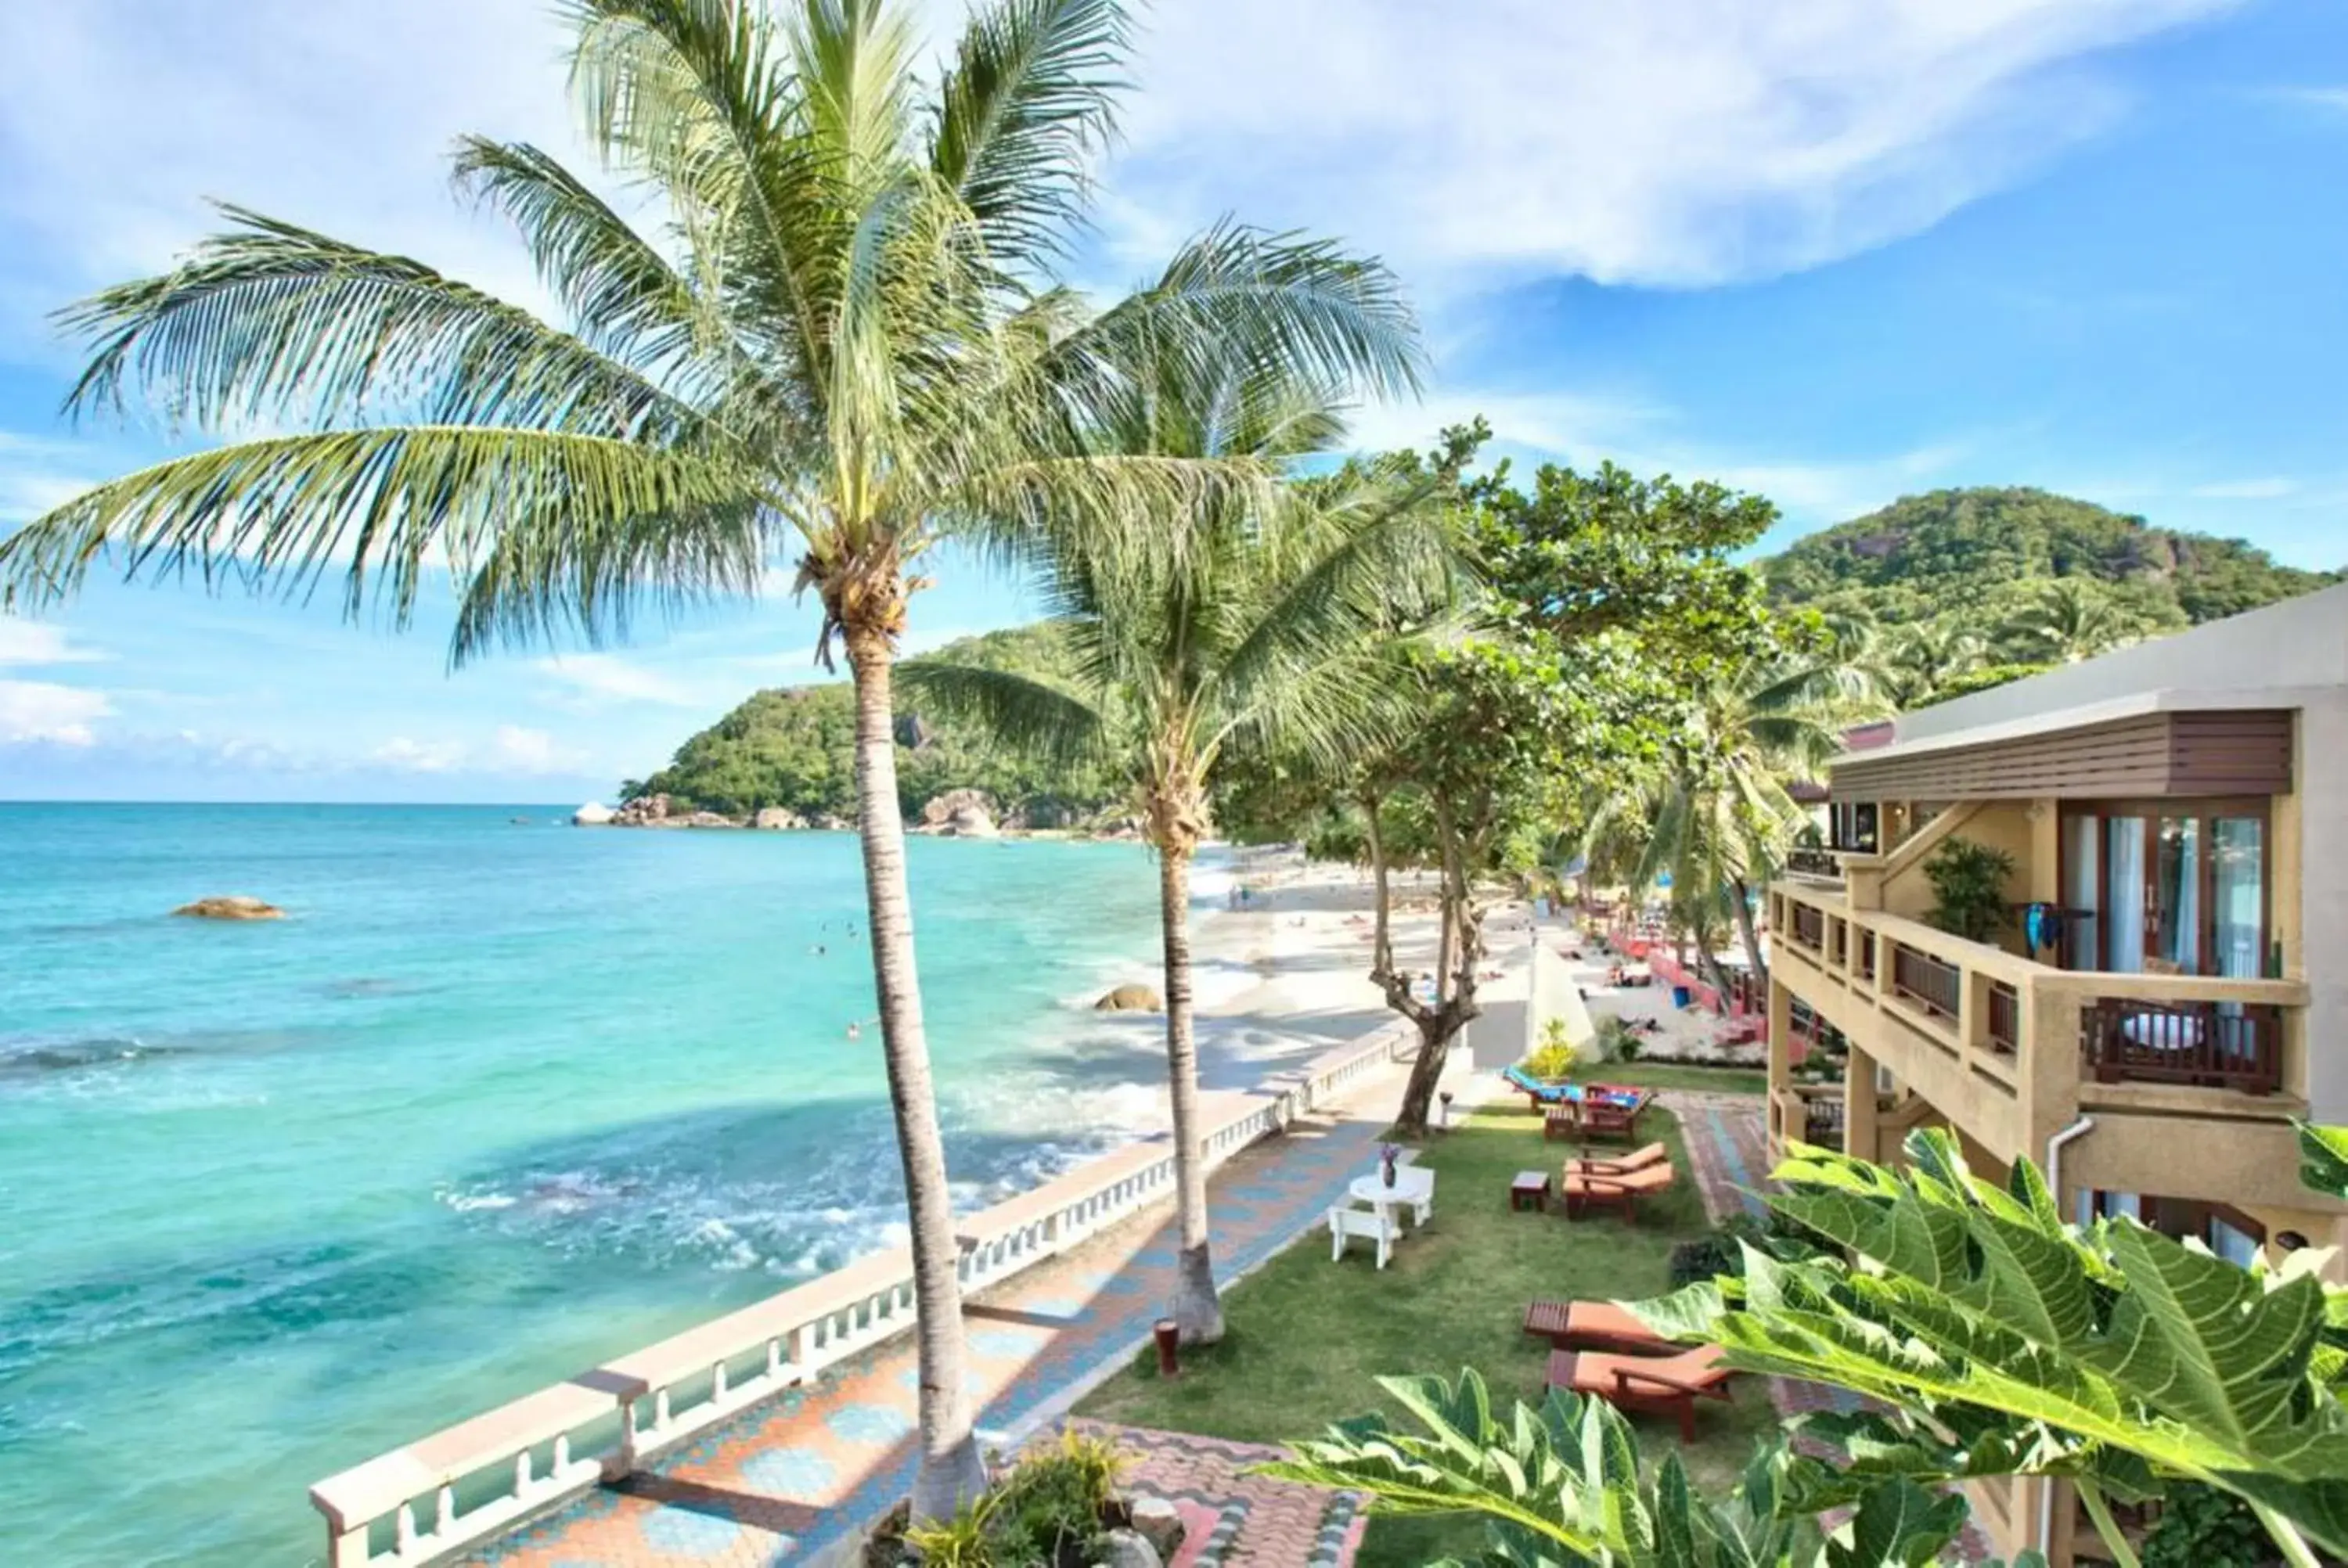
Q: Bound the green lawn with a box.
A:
[1075,1106,1776,1566]
[1572,1061,1769,1095]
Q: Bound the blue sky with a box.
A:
[1,0,2343,803]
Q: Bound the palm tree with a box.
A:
[1607,647,1874,987]
[905,350,1442,1343]
[2002,577,2144,664]
[0,0,1417,1517]
[1885,617,1986,707]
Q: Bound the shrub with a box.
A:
[1522,1024,1579,1082]
[1667,1215,1768,1288]
[1921,837,2016,943]
[898,1430,1132,1567]
[1592,1014,1639,1063]
[2141,1483,2275,1568]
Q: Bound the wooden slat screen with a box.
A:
[1829,710,2292,801]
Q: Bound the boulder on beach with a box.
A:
[171,895,284,922]
[919,788,996,833]
[753,806,805,830]
[682,811,738,829]
[942,804,999,839]
[814,813,855,832]
[571,802,615,825]
[1094,983,1163,1013]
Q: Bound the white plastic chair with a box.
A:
[1328,1204,1395,1269]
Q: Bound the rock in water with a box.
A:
[171,896,284,921]
[1094,983,1163,1012]
[753,806,805,830]
[571,802,615,825]
[1128,1498,1184,1560]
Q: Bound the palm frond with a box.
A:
[0,428,765,646]
[56,206,701,442]
[448,137,745,400]
[897,660,1109,767]
[930,0,1131,269]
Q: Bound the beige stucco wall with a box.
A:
[2298,691,2348,1121]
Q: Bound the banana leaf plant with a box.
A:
[1256,1368,2033,1568]
[1628,1126,2348,1568]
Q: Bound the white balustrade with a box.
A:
[309,1018,1413,1567]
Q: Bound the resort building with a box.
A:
[1764,581,2348,1565]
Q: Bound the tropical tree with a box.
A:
[1262,1368,2018,1567]
[905,341,1443,1342]
[1614,642,1881,989]
[1634,1126,2348,1568]
[0,0,1418,1517]
[1878,618,1986,707]
[2000,578,2148,664]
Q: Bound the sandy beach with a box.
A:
[1174,843,1543,1093]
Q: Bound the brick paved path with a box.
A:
[467,1072,1414,1568]
[1068,1422,1365,1568]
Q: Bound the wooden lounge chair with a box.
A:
[1548,1345,1734,1442]
[1522,1300,1675,1355]
[1565,1142,1667,1178]
[1504,1063,1572,1109]
[1558,1160,1675,1221]
[1579,1091,1648,1143]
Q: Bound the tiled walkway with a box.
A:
[1068,1422,1366,1567]
[468,1070,1415,1568]
[466,1079,1916,1568]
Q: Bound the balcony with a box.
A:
[1766,880,2310,1161]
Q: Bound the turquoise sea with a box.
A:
[0,804,1233,1567]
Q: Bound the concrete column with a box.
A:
[1845,1042,1881,1163]
[2020,982,2086,1178]
[1767,976,1794,1083]
[2026,798,2061,905]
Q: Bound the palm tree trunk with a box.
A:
[1730,874,1768,989]
[1158,842,1223,1344]
[844,630,986,1521]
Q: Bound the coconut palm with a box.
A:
[905,351,1445,1343]
[1596,646,1874,987]
[1884,617,1987,707]
[0,0,1420,1516]
[2001,577,2145,664]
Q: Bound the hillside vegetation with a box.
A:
[629,488,2339,814]
[1766,486,2336,636]
[626,624,1125,825]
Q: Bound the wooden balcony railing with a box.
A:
[1771,876,2308,1113]
[2081,999,2284,1095]
[1786,847,1842,879]
[1986,981,2019,1057]
[1889,942,1962,1020]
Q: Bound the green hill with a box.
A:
[1765,486,2338,635]
[626,624,1124,825]
[630,488,2339,813]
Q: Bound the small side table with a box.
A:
[1510,1170,1551,1212]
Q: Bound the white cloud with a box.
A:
[0,617,106,667]
[0,2,588,366]
[0,678,112,744]
[532,653,709,709]
[1341,386,1972,524]
[1107,0,2238,288]
[369,735,466,774]
[488,724,582,774]
[2190,477,2299,500]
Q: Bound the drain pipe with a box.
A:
[2036,1114,2097,1558]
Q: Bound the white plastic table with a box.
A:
[1349,1166,1435,1230]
